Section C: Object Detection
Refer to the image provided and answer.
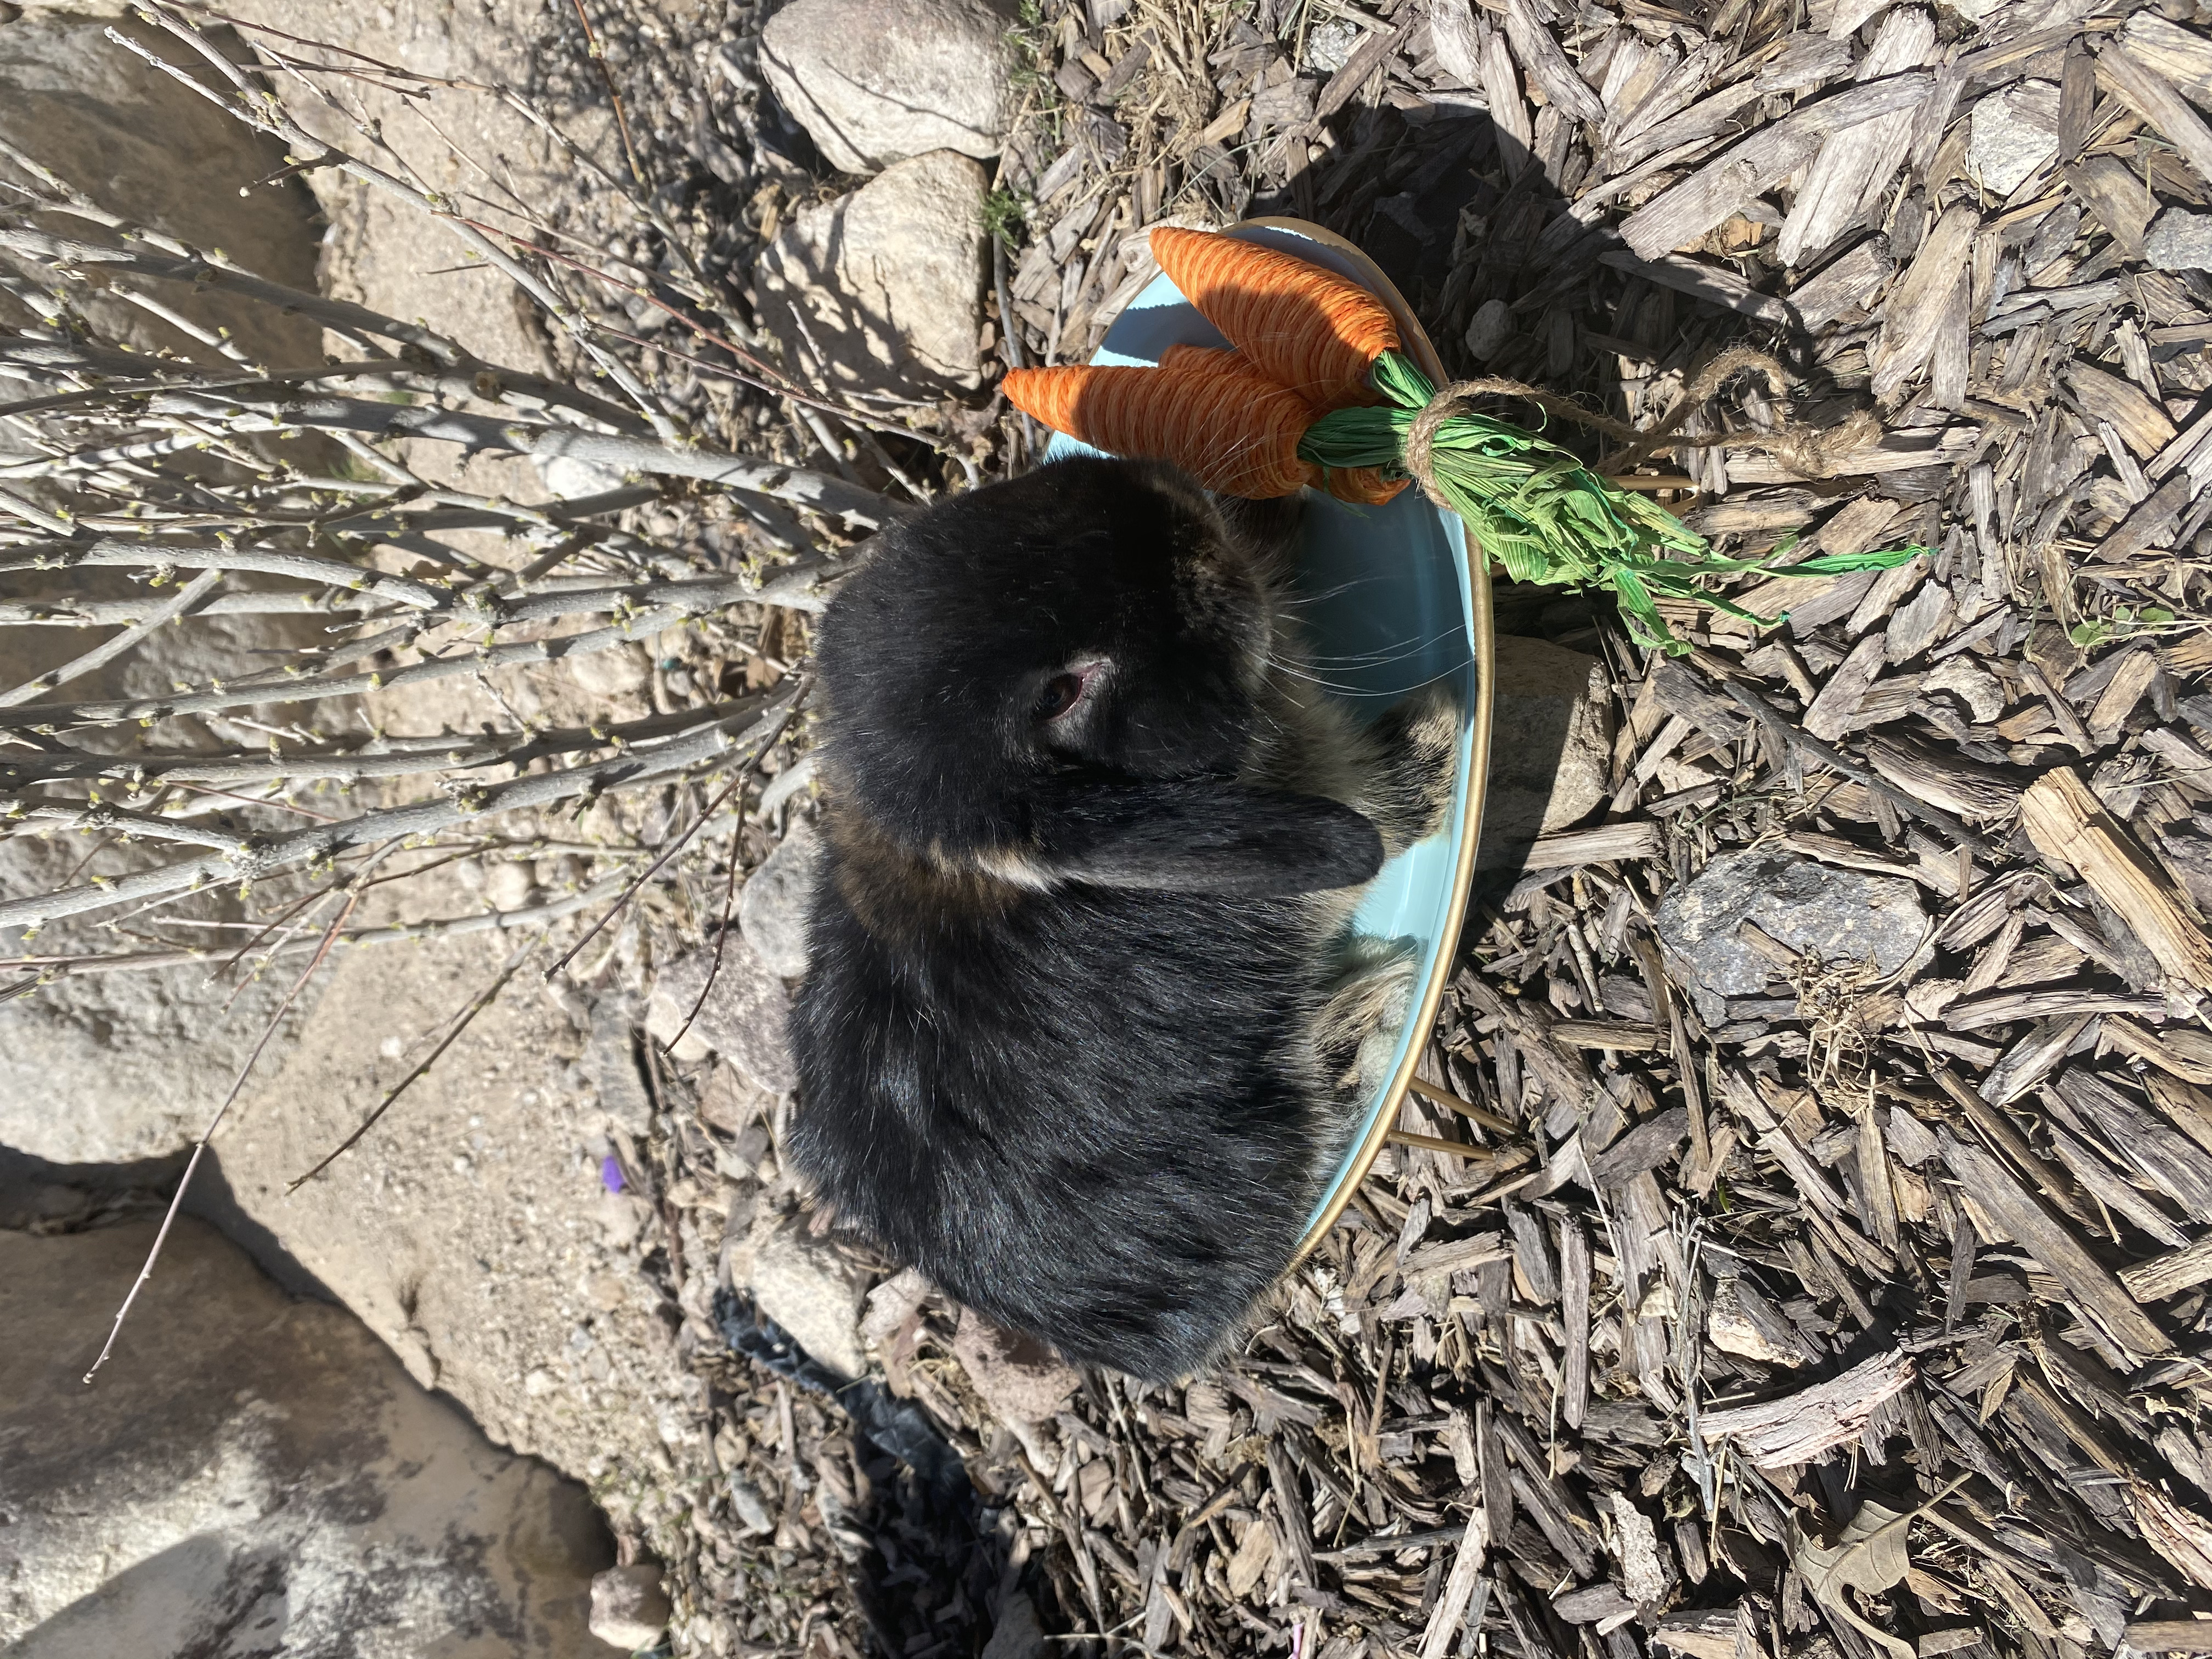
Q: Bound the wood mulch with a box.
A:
[709,0,2212,1655]
[560,0,2212,1654]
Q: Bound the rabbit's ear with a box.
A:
[1035,779,1384,896]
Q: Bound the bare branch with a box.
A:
[0,567,222,707]
[119,389,900,527]
[118,6,682,439]
[0,537,446,610]
[0,557,834,730]
[5,801,259,856]
[3,863,645,980]
[5,695,775,787]
[0,688,797,931]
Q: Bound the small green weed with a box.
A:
[2070,603,2180,648]
[981,189,1028,250]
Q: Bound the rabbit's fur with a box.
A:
[787,457,1457,1379]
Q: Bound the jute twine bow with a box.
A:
[1400,346,1882,511]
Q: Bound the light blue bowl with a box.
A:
[1040,219,1495,1248]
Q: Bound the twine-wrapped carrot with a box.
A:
[1150,226,1398,409]
[1158,345,1406,506]
[1009,229,1923,653]
[1003,362,1317,498]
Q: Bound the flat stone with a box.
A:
[208,918,699,1496]
[1652,847,1927,1023]
[1968,80,2060,199]
[756,149,990,399]
[648,934,796,1093]
[739,820,820,981]
[1476,635,1613,868]
[749,1218,872,1379]
[952,1307,1081,1425]
[2146,208,2212,274]
[758,0,1020,176]
[589,1564,672,1652]
[0,1217,609,1655]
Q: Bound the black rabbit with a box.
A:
[786,456,1458,1380]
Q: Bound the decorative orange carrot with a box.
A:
[1156,342,1245,376]
[1003,363,1319,498]
[1156,345,1407,506]
[1015,232,1923,655]
[1149,227,1401,409]
[1327,465,1409,507]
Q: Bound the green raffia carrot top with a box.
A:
[1002,226,1922,656]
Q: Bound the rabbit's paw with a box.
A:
[1362,685,1463,855]
[1313,936,1419,1110]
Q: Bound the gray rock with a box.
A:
[2146,208,2212,274]
[1477,636,1613,868]
[952,1307,1080,1425]
[646,935,796,1092]
[1652,847,1928,1023]
[749,1218,872,1379]
[756,149,990,399]
[726,1471,776,1536]
[982,1593,1048,1659]
[1301,15,1362,73]
[0,1217,609,1656]
[758,0,1020,177]
[699,1061,780,1140]
[1464,297,1513,363]
[568,640,653,698]
[740,820,820,981]
[0,959,325,1165]
[1967,80,2060,198]
[589,1564,671,1652]
[482,857,539,912]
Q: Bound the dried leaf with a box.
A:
[1795,1500,1918,1659]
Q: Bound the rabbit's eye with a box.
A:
[1033,672,1086,721]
